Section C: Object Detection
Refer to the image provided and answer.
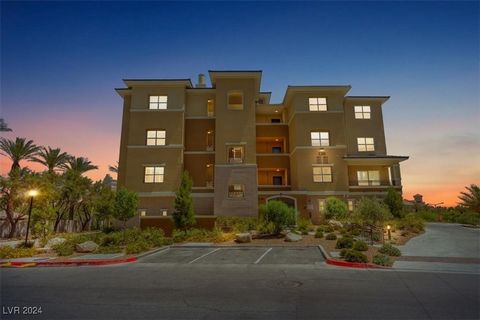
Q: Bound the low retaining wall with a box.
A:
[140,216,217,236]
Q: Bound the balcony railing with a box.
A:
[228,158,244,164]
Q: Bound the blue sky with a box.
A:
[1,1,479,204]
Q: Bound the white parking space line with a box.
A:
[188,248,221,264]
[254,247,273,264]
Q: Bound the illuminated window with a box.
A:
[318,199,326,213]
[227,146,244,164]
[144,166,164,183]
[309,97,327,111]
[207,99,215,117]
[228,184,245,198]
[161,209,168,217]
[357,137,375,152]
[146,130,166,146]
[348,200,354,211]
[357,171,380,186]
[228,91,243,110]
[313,166,332,182]
[311,131,330,147]
[149,96,168,110]
[139,209,147,217]
[354,106,371,119]
[206,164,214,187]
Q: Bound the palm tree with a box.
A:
[458,184,480,213]
[109,161,119,174]
[0,118,12,131]
[63,156,98,175]
[0,137,40,172]
[32,147,70,173]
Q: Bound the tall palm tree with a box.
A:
[32,147,70,173]
[458,184,480,213]
[0,137,40,172]
[63,156,98,175]
[109,161,119,174]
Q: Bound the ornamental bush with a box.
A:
[343,249,368,263]
[324,197,349,220]
[259,200,296,234]
[317,225,334,233]
[0,246,36,259]
[378,243,401,256]
[314,230,324,238]
[352,240,368,251]
[335,236,354,249]
[325,233,337,240]
[397,213,425,233]
[372,254,393,266]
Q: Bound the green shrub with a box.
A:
[314,230,324,238]
[372,254,393,266]
[456,211,480,226]
[324,197,348,220]
[336,236,354,249]
[125,240,150,254]
[384,187,405,218]
[259,200,296,234]
[216,216,258,232]
[397,213,425,233]
[141,228,166,247]
[325,233,337,240]
[352,240,368,251]
[171,228,229,243]
[172,229,188,243]
[343,249,368,263]
[378,243,401,256]
[53,242,74,256]
[0,246,36,259]
[317,225,334,233]
[297,218,312,234]
[95,246,123,254]
[340,248,347,258]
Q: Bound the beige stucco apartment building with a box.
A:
[115,70,408,225]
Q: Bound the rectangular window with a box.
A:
[228,184,245,198]
[318,200,326,213]
[309,97,327,111]
[272,176,283,185]
[272,146,282,153]
[311,131,330,147]
[348,200,354,212]
[357,171,380,186]
[161,209,168,217]
[227,146,244,164]
[271,118,281,123]
[207,99,215,117]
[357,137,375,152]
[354,106,371,119]
[144,166,164,183]
[313,166,332,182]
[139,209,147,217]
[228,91,243,110]
[146,130,166,146]
[149,96,168,110]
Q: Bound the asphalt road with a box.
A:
[2,261,479,320]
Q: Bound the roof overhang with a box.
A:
[283,85,352,105]
[115,88,132,97]
[345,96,390,104]
[122,79,193,88]
[208,70,262,87]
[343,155,409,166]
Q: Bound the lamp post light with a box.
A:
[386,224,392,241]
[24,190,38,246]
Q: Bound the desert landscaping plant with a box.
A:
[325,233,337,240]
[378,243,401,256]
[324,197,348,220]
[458,184,480,213]
[384,187,404,218]
[354,197,392,244]
[343,249,368,263]
[372,254,393,266]
[173,171,196,230]
[113,188,138,229]
[259,200,296,235]
[336,236,354,249]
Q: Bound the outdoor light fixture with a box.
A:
[386,224,392,240]
[275,138,279,142]
[24,189,39,246]
[275,110,279,113]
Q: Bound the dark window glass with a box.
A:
[272,146,282,153]
[273,176,283,185]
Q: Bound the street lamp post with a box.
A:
[387,225,392,241]
[24,190,38,246]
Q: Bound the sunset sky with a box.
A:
[1,1,479,206]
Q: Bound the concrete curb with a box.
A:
[2,256,137,268]
[317,245,389,269]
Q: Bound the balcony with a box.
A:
[258,168,290,191]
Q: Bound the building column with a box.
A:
[391,164,402,186]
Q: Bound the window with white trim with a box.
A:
[228,184,245,198]
[146,130,166,146]
[357,170,380,186]
[139,209,147,217]
[309,97,327,111]
[357,137,375,152]
[313,166,332,182]
[149,96,168,109]
[144,166,164,183]
[354,106,371,119]
[227,146,244,164]
[311,131,330,147]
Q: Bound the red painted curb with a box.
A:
[326,258,389,269]
[8,256,137,267]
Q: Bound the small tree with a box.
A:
[324,197,348,220]
[384,187,404,218]
[354,197,392,244]
[173,171,196,230]
[113,188,138,229]
[259,200,296,235]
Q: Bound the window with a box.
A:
[354,106,371,119]
[139,209,147,217]
[318,200,326,213]
[309,97,327,111]
[348,200,354,212]
[144,166,164,183]
[228,184,245,198]
[311,131,330,147]
[227,146,244,164]
[357,137,375,152]
[206,164,214,187]
[272,146,282,153]
[146,130,166,146]
[357,171,380,186]
[228,91,243,110]
[206,130,214,151]
[313,166,332,182]
[272,176,283,186]
[207,99,215,117]
[161,209,168,217]
[149,96,168,110]
[271,118,281,123]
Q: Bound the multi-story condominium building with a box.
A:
[115,70,408,226]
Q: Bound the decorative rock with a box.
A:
[75,241,99,253]
[235,233,252,243]
[33,238,43,248]
[328,220,344,229]
[44,237,66,249]
[285,232,303,242]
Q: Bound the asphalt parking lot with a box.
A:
[139,246,325,265]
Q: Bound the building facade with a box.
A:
[116,71,408,225]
